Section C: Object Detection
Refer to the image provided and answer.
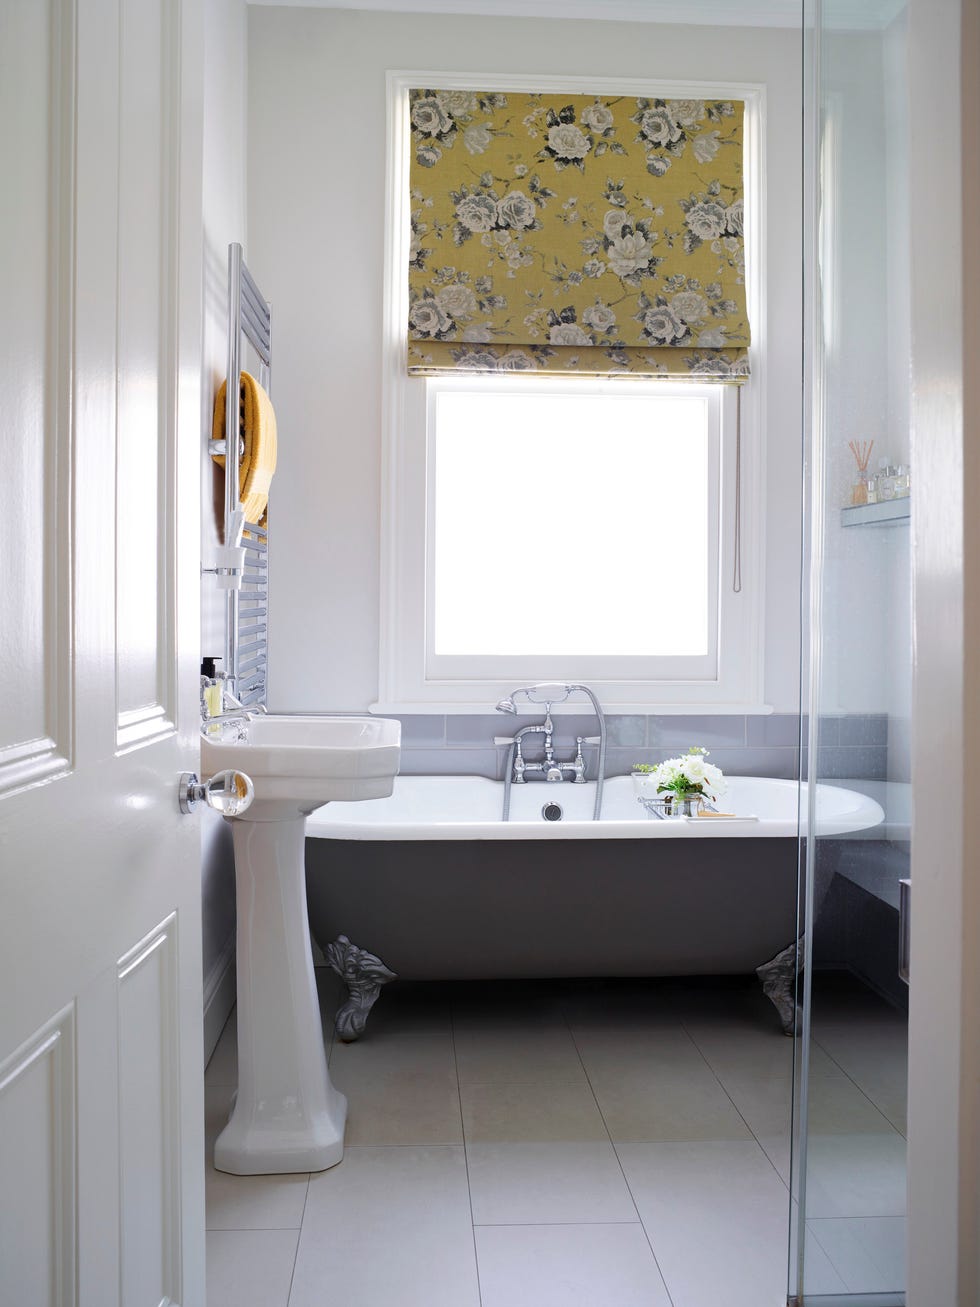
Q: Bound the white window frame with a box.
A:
[375,70,768,715]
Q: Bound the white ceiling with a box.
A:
[247,0,907,33]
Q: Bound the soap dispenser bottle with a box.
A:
[201,657,223,719]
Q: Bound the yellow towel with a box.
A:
[212,371,278,528]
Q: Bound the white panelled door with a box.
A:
[0,1,205,1305]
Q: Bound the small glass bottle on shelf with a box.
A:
[876,458,898,500]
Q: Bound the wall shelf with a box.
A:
[840,498,911,528]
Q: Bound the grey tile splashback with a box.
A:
[389,712,892,782]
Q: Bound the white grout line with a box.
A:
[450,987,486,1307]
[559,996,678,1307]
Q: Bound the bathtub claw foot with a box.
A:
[324,935,397,1042]
[757,937,804,1036]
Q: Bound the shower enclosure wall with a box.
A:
[793,2,912,1303]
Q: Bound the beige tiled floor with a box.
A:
[204,971,908,1306]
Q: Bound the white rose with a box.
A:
[437,90,477,118]
[642,306,687,344]
[549,323,592,346]
[496,190,536,230]
[463,124,492,155]
[671,291,709,324]
[456,194,498,233]
[496,349,536,371]
[456,350,500,370]
[547,123,591,160]
[639,106,681,146]
[581,102,614,133]
[692,131,720,164]
[411,97,451,137]
[582,302,616,333]
[461,324,494,343]
[603,209,629,239]
[607,232,653,277]
[669,99,705,127]
[725,199,744,236]
[435,284,478,319]
[685,201,727,240]
[409,300,451,337]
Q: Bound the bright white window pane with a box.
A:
[432,389,710,657]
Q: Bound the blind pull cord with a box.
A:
[733,385,743,594]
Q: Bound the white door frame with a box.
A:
[906,0,980,1302]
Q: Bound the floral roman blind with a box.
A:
[407,89,750,381]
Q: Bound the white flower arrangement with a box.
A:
[634,747,727,802]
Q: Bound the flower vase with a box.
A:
[664,791,705,817]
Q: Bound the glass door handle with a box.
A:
[898,878,911,985]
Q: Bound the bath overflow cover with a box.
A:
[542,802,563,822]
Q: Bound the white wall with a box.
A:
[816,21,912,797]
[246,4,804,713]
[201,0,247,1042]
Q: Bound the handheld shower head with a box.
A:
[495,697,518,713]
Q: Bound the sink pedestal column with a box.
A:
[214,809,347,1175]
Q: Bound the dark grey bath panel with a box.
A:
[305,838,798,980]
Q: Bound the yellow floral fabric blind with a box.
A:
[407,89,750,381]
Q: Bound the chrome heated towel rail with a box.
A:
[207,243,272,708]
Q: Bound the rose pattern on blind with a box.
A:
[407,89,750,380]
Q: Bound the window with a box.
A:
[376,73,766,713]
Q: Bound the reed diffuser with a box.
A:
[848,439,875,505]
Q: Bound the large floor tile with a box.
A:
[685,1018,837,1080]
[334,1065,462,1146]
[328,1033,463,1145]
[453,1024,587,1086]
[813,1023,908,1134]
[461,1079,607,1143]
[289,1146,480,1307]
[801,1133,907,1218]
[475,1223,672,1307]
[617,1139,791,1307]
[571,1025,708,1082]
[808,1215,906,1292]
[468,1141,638,1225]
[205,1167,309,1232]
[721,1067,894,1141]
[205,1229,299,1307]
[593,1067,752,1143]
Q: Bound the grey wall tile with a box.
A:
[649,715,747,748]
[602,747,669,775]
[839,713,888,747]
[702,746,801,780]
[816,746,888,781]
[605,715,647,746]
[816,715,840,746]
[747,713,801,747]
[398,748,502,780]
[446,715,502,745]
[886,714,911,783]
[396,715,446,746]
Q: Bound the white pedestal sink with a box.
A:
[201,715,400,1175]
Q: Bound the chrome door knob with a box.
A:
[179,769,254,816]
